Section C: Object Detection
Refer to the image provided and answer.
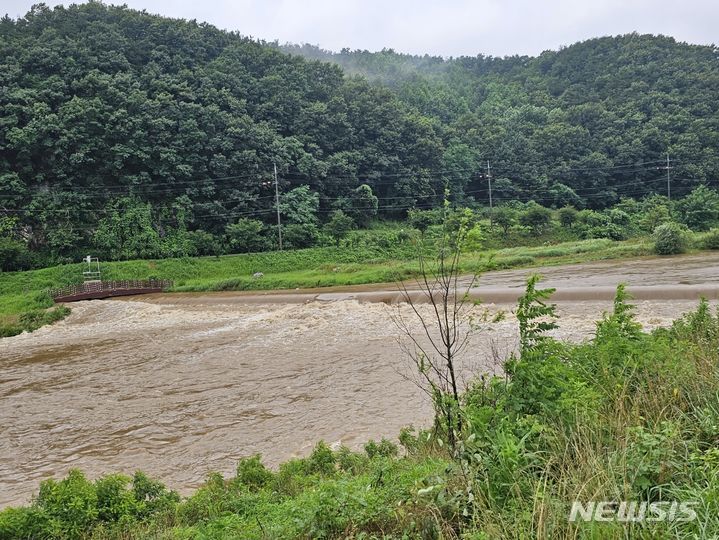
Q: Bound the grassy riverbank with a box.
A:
[2,291,718,538]
[0,235,653,337]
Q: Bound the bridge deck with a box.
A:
[50,280,172,303]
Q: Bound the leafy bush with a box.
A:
[575,209,628,240]
[557,205,578,228]
[0,237,33,271]
[186,229,222,256]
[408,208,442,233]
[236,455,273,490]
[324,210,355,246]
[653,222,689,255]
[519,202,552,234]
[364,438,399,459]
[0,469,179,539]
[282,223,319,249]
[225,219,270,253]
[492,206,517,235]
[701,228,719,250]
[308,441,336,475]
[676,184,719,231]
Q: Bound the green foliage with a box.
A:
[0,469,179,539]
[519,202,552,234]
[281,185,320,226]
[364,438,399,459]
[514,275,558,352]
[186,229,221,256]
[595,283,642,343]
[225,219,270,253]
[281,223,319,249]
[557,205,578,228]
[308,441,337,475]
[575,208,629,240]
[236,455,274,490]
[347,184,378,227]
[3,4,717,268]
[408,209,441,233]
[1,305,70,338]
[0,237,33,271]
[653,222,689,255]
[462,224,484,252]
[676,185,719,231]
[701,228,719,250]
[492,206,516,235]
[94,198,162,260]
[638,196,673,233]
[324,210,355,245]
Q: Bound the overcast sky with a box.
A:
[4,0,717,57]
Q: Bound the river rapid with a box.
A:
[2,254,718,507]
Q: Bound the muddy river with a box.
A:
[1,254,719,507]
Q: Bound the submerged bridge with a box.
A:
[50,279,173,303]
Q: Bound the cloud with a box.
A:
[4,0,717,57]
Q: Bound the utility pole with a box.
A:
[273,161,282,251]
[486,160,493,226]
[666,153,671,202]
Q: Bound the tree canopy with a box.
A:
[1,3,718,264]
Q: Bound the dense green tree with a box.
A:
[557,206,579,228]
[407,209,439,234]
[94,198,161,260]
[347,184,378,227]
[519,203,553,234]
[675,185,719,231]
[282,223,319,249]
[225,219,269,253]
[492,206,517,236]
[280,186,320,226]
[325,210,354,246]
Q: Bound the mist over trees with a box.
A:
[1,2,718,264]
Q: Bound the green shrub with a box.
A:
[408,209,442,234]
[336,446,368,473]
[492,206,517,235]
[225,218,270,253]
[282,223,319,249]
[308,441,336,475]
[236,454,273,489]
[0,237,33,271]
[557,206,578,228]
[186,229,222,256]
[701,228,719,250]
[364,438,399,459]
[653,222,689,255]
[36,469,99,538]
[519,202,552,234]
[324,210,355,246]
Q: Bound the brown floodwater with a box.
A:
[1,254,718,507]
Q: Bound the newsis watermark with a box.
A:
[568,501,698,523]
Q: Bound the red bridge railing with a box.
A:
[50,279,173,301]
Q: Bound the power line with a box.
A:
[0,175,682,224]
[14,158,698,198]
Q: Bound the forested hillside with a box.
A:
[1,2,718,266]
[287,37,719,206]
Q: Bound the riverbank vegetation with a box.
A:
[2,284,719,538]
[7,183,719,337]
